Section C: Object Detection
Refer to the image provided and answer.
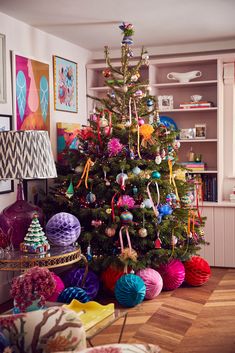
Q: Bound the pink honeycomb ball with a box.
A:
[157,259,185,291]
[136,268,163,299]
[45,272,65,302]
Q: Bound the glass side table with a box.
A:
[0,245,87,271]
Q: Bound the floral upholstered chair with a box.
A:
[57,343,161,353]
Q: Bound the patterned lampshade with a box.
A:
[0,130,57,179]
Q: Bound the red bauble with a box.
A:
[102,68,111,78]
[184,256,211,286]
[101,266,125,293]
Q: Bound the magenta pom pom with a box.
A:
[136,268,163,299]
[45,272,65,302]
[117,195,135,209]
[157,259,185,291]
[108,138,123,157]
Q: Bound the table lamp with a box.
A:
[0,130,57,248]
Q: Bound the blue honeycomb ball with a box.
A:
[114,274,146,307]
[57,287,90,304]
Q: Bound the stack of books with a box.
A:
[181,162,205,171]
[179,101,213,109]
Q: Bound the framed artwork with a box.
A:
[53,56,78,113]
[23,179,47,207]
[57,122,80,163]
[0,34,6,103]
[13,53,50,132]
[195,124,206,139]
[0,114,14,194]
[158,95,174,111]
[179,128,195,140]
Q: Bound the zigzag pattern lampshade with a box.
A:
[0,130,57,179]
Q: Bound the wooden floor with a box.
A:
[91,268,235,353]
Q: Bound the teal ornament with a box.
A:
[132,166,141,175]
[151,171,161,179]
[115,274,146,307]
[143,199,152,209]
[120,211,133,224]
[147,98,154,107]
[66,181,74,199]
[86,192,96,204]
[132,186,138,195]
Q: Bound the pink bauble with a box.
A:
[136,268,163,299]
[45,273,65,302]
[157,259,185,291]
[138,119,145,126]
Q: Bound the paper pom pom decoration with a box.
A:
[136,268,163,299]
[157,259,185,291]
[114,274,146,307]
[117,195,135,209]
[184,256,211,286]
[107,138,123,157]
[101,266,125,293]
[46,212,81,246]
[63,267,99,300]
[45,272,65,302]
[58,287,90,304]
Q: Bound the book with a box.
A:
[179,101,213,109]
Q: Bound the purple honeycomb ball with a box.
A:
[46,212,81,246]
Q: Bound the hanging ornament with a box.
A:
[142,199,152,209]
[138,118,145,126]
[161,149,166,158]
[100,116,109,128]
[138,213,147,238]
[155,232,162,248]
[116,172,128,190]
[134,89,143,98]
[120,211,133,224]
[117,195,135,209]
[107,138,123,157]
[155,154,162,165]
[131,72,140,82]
[86,192,96,204]
[159,203,173,216]
[166,193,173,204]
[139,124,156,147]
[173,140,181,150]
[102,68,111,78]
[147,181,160,218]
[127,48,134,57]
[104,126,113,136]
[198,228,205,237]
[103,170,110,186]
[132,166,141,175]
[122,85,128,93]
[132,185,138,195]
[66,180,74,199]
[151,171,161,179]
[129,148,135,159]
[109,91,116,99]
[142,52,150,65]
[147,98,154,107]
[172,235,178,245]
[91,220,103,228]
[87,244,92,261]
[105,227,116,237]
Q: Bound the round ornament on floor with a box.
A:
[57,287,90,304]
[45,272,65,302]
[184,256,211,286]
[136,268,163,299]
[101,265,125,293]
[114,274,146,307]
[157,259,185,291]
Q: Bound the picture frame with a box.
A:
[195,124,206,139]
[158,95,173,111]
[23,179,48,207]
[53,55,78,113]
[0,114,14,194]
[12,52,50,132]
[0,33,6,103]
[179,128,196,140]
[57,122,80,164]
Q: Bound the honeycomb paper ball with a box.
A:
[63,267,99,300]
[114,274,146,307]
[57,287,90,304]
[45,272,65,302]
[136,268,163,299]
[101,266,126,293]
[157,259,185,291]
[184,256,211,286]
[46,212,81,246]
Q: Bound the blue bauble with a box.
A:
[86,192,96,204]
[151,171,161,179]
[120,211,133,224]
[58,287,90,304]
[115,274,146,307]
[147,98,154,107]
[160,116,178,130]
[159,204,173,216]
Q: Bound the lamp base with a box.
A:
[0,200,43,249]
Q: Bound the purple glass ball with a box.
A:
[64,267,100,300]
[46,212,81,246]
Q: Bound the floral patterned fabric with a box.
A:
[0,306,86,353]
[56,343,161,353]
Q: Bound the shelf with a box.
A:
[179,139,217,143]
[151,80,217,88]
[186,170,218,174]
[159,107,217,113]
[88,86,109,91]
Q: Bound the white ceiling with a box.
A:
[1,0,235,52]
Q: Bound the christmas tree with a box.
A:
[20,213,50,254]
[44,23,206,271]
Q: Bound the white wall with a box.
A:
[0,11,91,303]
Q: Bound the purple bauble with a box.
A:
[64,267,99,300]
[136,268,163,300]
[46,212,81,246]
[157,259,185,291]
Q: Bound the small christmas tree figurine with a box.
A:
[20,213,50,254]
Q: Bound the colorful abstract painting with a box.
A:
[57,122,80,163]
[15,54,50,132]
[53,56,77,113]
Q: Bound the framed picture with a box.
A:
[12,52,50,132]
[0,114,14,194]
[23,179,47,207]
[57,122,80,164]
[180,128,195,140]
[53,55,78,113]
[0,34,6,103]
[195,124,206,139]
[158,95,173,111]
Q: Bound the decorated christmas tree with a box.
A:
[44,23,206,272]
[20,213,50,254]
